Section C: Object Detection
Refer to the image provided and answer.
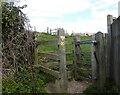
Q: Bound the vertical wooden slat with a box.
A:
[95,32,105,92]
[118,16,120,92]
[73,37,77,80]
[104,33,108,82]
[107,15,114,79]
[58,28,68,93]
[112,19,118,86]
[75,35,81,64]
[73,35,81,80]
[115,19,119,87]
[112,16,120,91]
[91,35,97,83]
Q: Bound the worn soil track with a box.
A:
[45,79,91,93]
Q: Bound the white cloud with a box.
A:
[18,0,119,34]
[18,0,91,19]
[26,0,91,17]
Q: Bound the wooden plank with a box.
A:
[58,28,68,93]
[73,36,77,80]
[91,35,97,83]
[73,35,81,80]
[111,20,117,84]
[107,15,114,79]
[34,64,60,78]
[112,17,120,89]
[105,33,109,78]
[44,52,91,55]
[104,34,108,79]
[95,32,106,92]
[41,62,59,68]
[118,17,120,91]
[36,40,58,46]
[41,51,72,55]
[38,52,59,60]
[115,19,119,87]
[76,45,81,64]
[41,61,73,68]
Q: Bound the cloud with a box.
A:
[18,0,92,19]
[18,0,119,34]
[25,0,91,17]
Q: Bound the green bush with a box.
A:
[3,68,47,93]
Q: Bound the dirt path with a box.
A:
[45,79,92,93]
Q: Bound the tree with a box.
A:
[2,2,28,42]
[2,1,34,70]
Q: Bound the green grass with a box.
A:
[84,84,119,94]
[3,67,56,93]
[37,33,57,41]
[37,33,91,61]
[36,33,92,82]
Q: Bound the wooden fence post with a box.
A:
[75,35,81,64]
[107,15,114,79]
[104,34,108,81]
[95,32,106,92]
[58,28,68,93]
[73,35,81,80]
[91,35,97,83]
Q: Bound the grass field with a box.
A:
[37,33,92,62]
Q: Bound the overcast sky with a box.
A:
[17,0,119,34]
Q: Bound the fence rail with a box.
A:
[76,40,97,45]
[36,40,58,46]
[38,52,59,60]
[34,64,60,78]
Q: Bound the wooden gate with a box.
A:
[34,28,68,93]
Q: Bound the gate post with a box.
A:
[91,35,97,83]
[94,32,106,92]
[107,15,114,79]
[73,34,81,80]
[58,28,68,93]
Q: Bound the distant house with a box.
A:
[50,28,58,35]
[71,32,95,36]
[51,32,57,35]
[71,33,86,36]
[50,29,69,36]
